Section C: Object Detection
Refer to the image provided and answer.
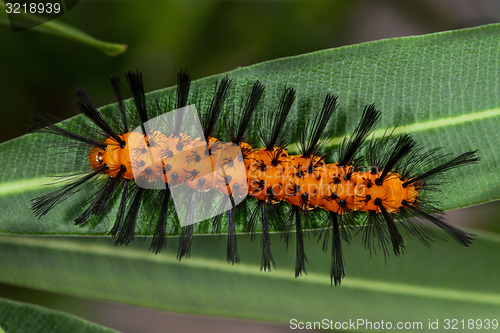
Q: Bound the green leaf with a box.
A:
[0,297,116,333]
[0,231,499,329]
[0,23,498,236]
[0,2,127,56]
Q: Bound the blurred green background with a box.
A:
[0,0,499,332]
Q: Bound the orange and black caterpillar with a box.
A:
[30,70,478,286]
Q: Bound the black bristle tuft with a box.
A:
[375,199,405,255]
[75,171,124,226]
[260,203,276,271]
[125,70,149,136]
[31,168,105,218]
[338,104,381,166]
[229,81,265,144]
[402,202,474,246]
[260,86,296,150]
[300,93,338,158]
[176,69,191,109]
[363,212,390,258]
[329,213,345,286]
[378,134,416,182]
[404,150,479,186]
[110,180,130,237]
[294,207,308,277]
[177,225,194,260]
[174,69,192,136]
[227,207,240,264]
[203,76,232,139]
[177,191,197,260]
[115,188,144,246]
[150,188,171,254]
[28,112,105,148]
[110,74,128,132]
[75,87,125,145]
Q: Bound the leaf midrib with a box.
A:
[2,234,500,306]
[295,107,500,150]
